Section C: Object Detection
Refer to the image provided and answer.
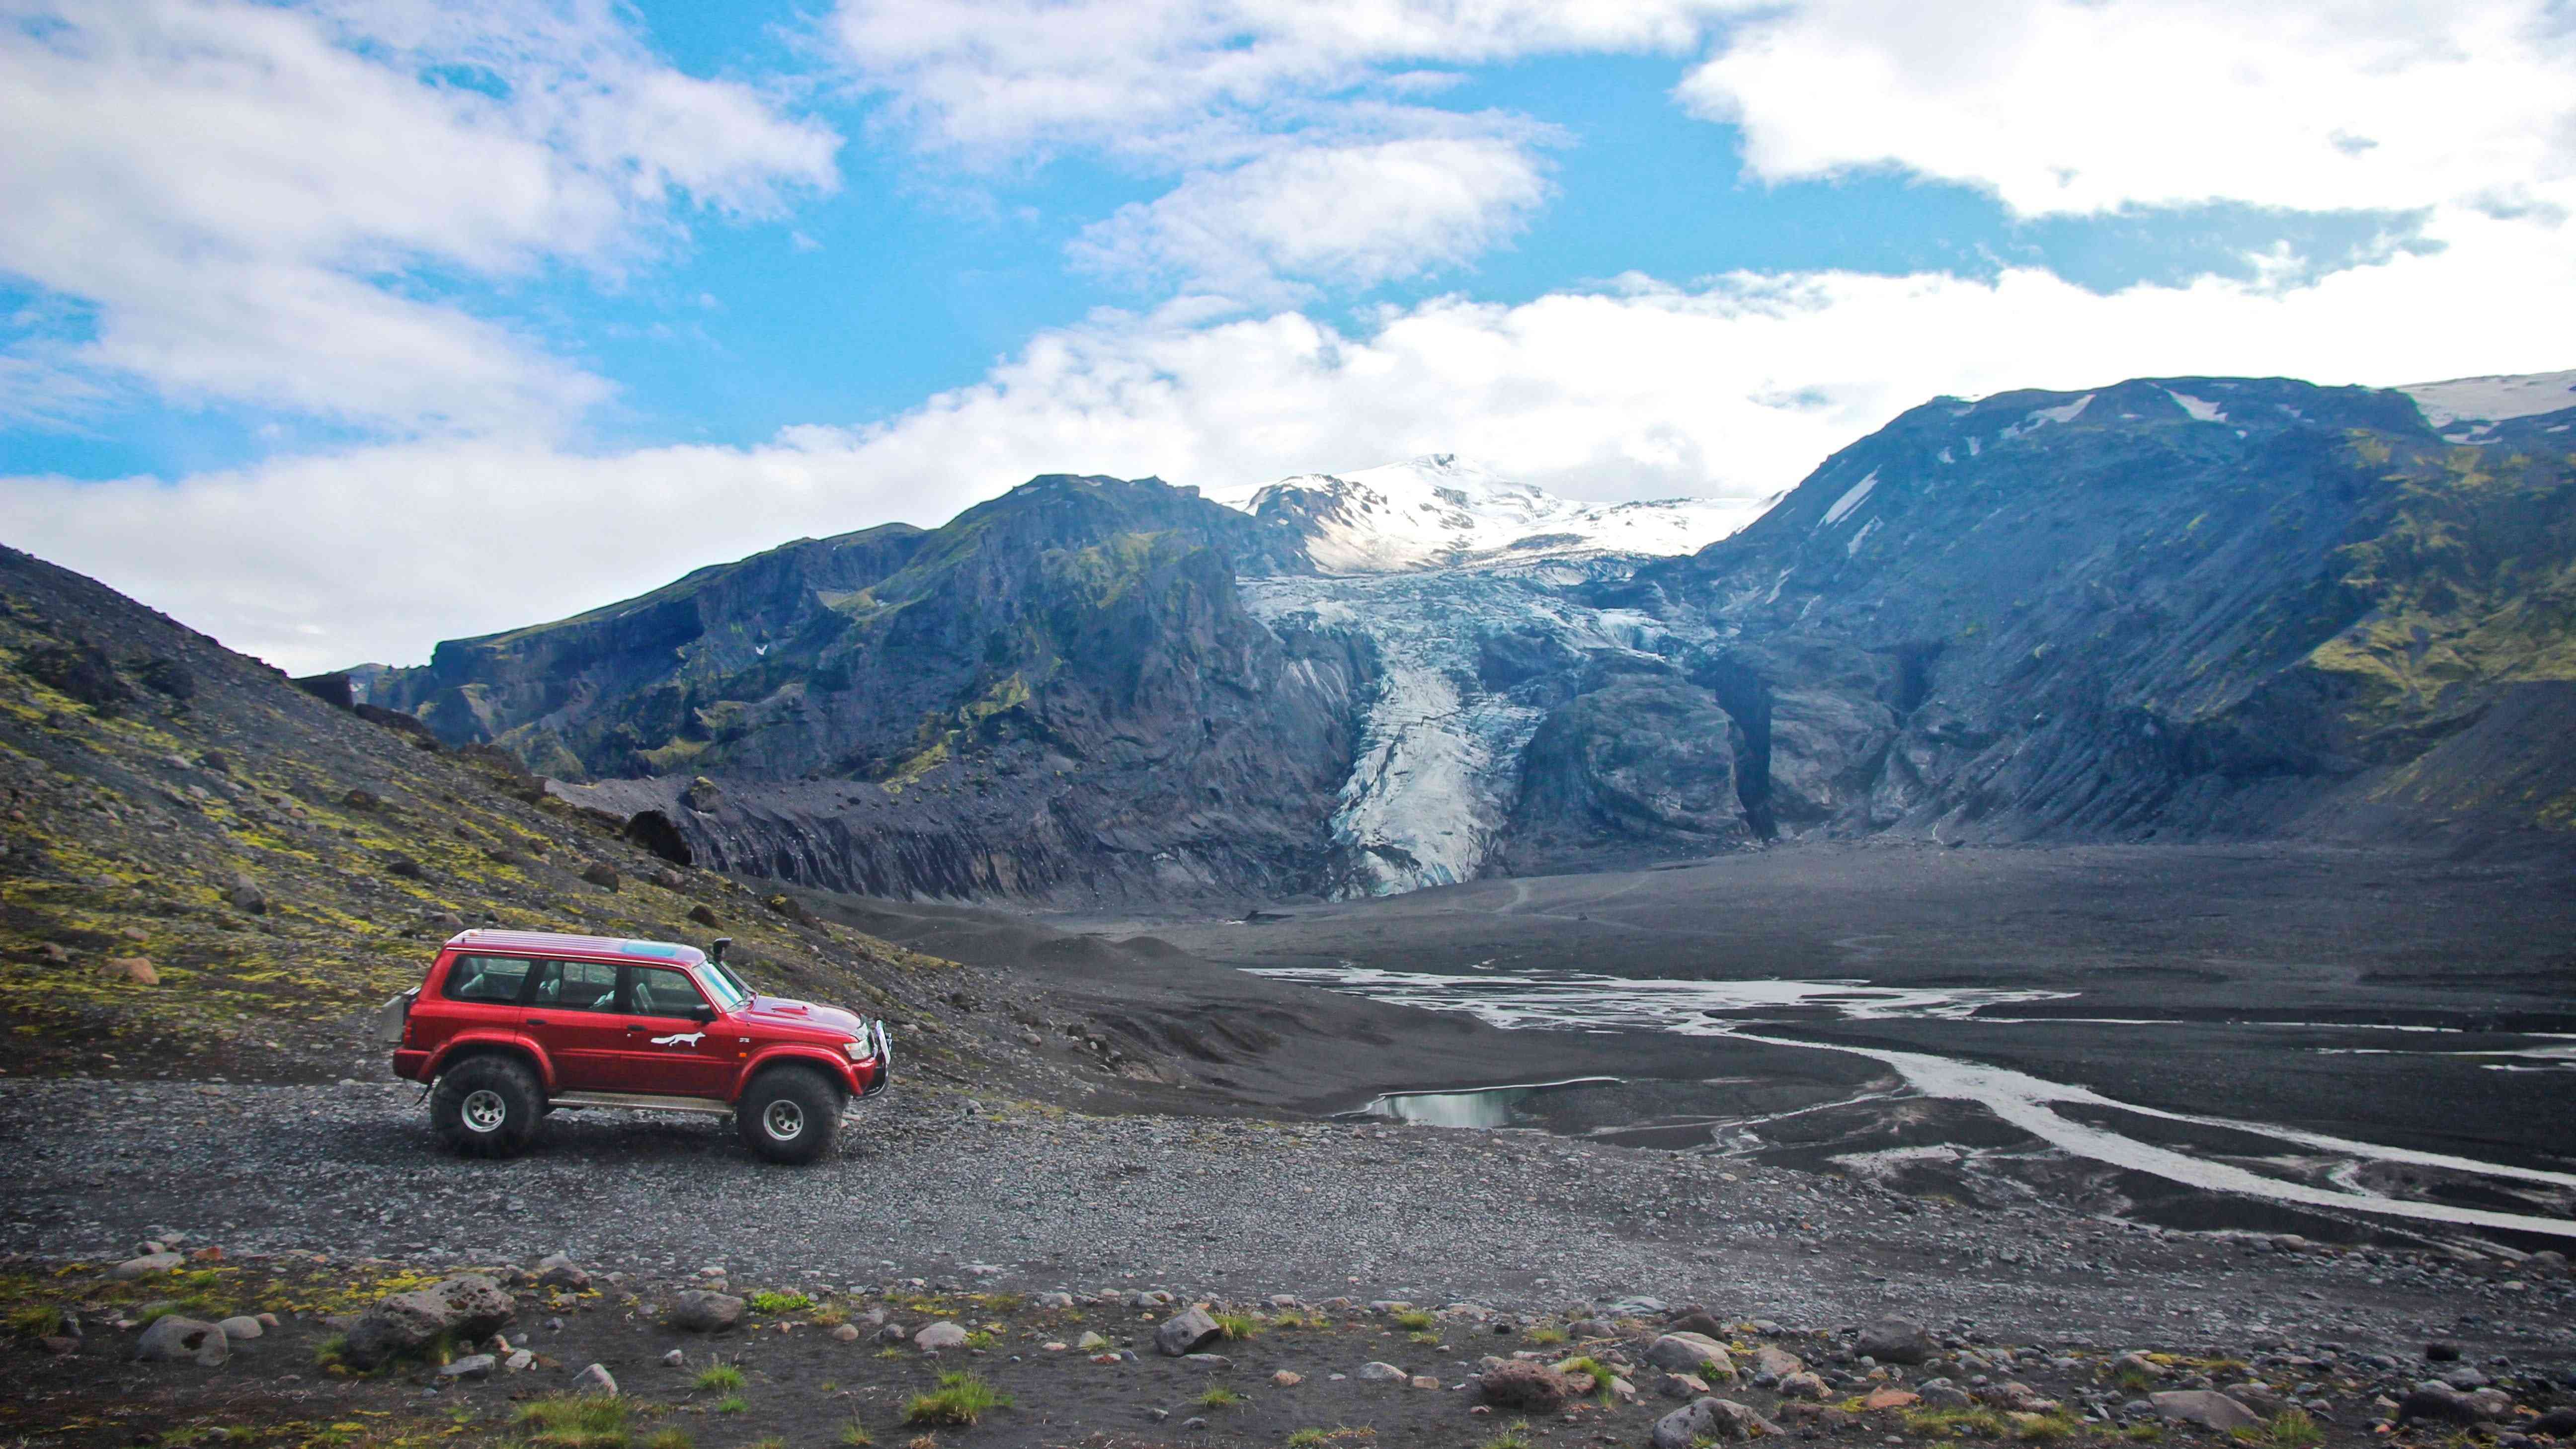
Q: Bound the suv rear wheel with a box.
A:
[431,1055,544,1157]
[736,1065,841,1165]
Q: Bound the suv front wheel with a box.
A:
[430,1055,545,1157]
[736,1065,841,1165]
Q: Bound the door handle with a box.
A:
[525,1017,549,1026]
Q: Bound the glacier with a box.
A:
[1215,456,1749,897]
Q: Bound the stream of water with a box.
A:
[1250,965,2576,1240]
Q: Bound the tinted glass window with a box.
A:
[443,955,533,1004]
[627,966,707,1017]
[697,966,747,1011]
[527,960,620,1011]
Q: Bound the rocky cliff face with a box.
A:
[372,477,1372,905]
[363,375,2576,905]
[1619,375,2576,849]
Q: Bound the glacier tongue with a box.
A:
[1241,563,1695,898]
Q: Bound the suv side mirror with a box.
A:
[690,1003,719,1023]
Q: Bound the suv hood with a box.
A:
[739,994,867,1037]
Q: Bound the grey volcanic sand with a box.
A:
[928,840,2576,1243]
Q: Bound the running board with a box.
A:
[550,1091,732,1117]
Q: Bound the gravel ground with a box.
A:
[4,1078,2574,1372]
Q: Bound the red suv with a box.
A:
[385,931,889,1164]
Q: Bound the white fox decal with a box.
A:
[649,1031,706,1047]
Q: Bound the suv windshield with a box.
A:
[696,966,748,1012]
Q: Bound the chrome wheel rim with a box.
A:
[461,1088,507,1133]
[762,1099,805,1142]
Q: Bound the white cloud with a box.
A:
[0,0,840,435]
[1070,130,1555,299]
[1679,0,2576,220]
[831,0,1714,161]
[10,205,2570,675]
[831,0,1715,299]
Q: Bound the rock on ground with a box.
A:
[1652,1396,1777,1449]
[669,1291,744,1333]
[1154,1305,1223,1357]
[2151,1390,2261,1431]
[136,1316,227,1367]
[1855,1317,1936,1365]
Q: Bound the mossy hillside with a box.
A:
[0,547,998,1083]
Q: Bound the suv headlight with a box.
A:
[843,1035,876,1063]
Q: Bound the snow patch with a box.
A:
[1999,394,2093,442]
[2400,369,2576,429]
[1216,454,1756,574]
[2165,390,2226,423]
[1819,469,1878,527]
[1845,516,1881,556]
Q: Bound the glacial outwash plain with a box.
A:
[5,370,2576,1449]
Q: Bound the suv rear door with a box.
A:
[523,958,626,1091]
[419,952,538,1062]
[608,965,737,1098]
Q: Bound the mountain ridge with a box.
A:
[346,369,2576,904]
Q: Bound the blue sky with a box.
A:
[0,0,2568,670]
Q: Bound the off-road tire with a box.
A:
[430,1055,544,1158]
[736,1065,841,1165]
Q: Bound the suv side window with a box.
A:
[527,960,620,1011]
[626,966,709,1017]
[443,955,535,1004]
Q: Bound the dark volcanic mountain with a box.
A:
[361,373,2576,904]
[371,477,1373,900]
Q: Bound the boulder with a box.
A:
[1647,1334,1736,1379]
[2397,1385,2481,1427]
[1358,1361,1409,1382]
[1273,1370,1304,1387]
[2528,1407,2576,1437]
[914,1321,970,1351]
[2151,1390,2261,1432]
[1752,1346,1805,1380]
[573,1363,619,1396]
[669,1291,744,1333]
[2467,1388,2517,1422]
[103,958,160,986]
[1778,1372,1830,1400]
[428,1275,515,1337]
[1652,1397,1779,1449]
[536,1254,590,1290]
[832,1324,861,1342]
[111,1252,184,1279]
[1075,1331,1111,1351]
[215,1315,263,1341]
[1856,1317,1936,1365]
[1477,1360,1589,1411]
[1863,1388,1920,1412]
[225,875,266,914]
[683,777,724,813]
[1657,1373,1712,1400]
[1668,1310,1731,1339]
[439,1354,497,1380]
[136,1316,227,1367]
[581,863,619,891]
[1155,1305,1224,1357]
[344,1292,457,1368]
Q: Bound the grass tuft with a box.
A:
[1481,1422,1535,1449]
[1904,1408,2009,1440]
[643,1432,691,1449]
[1522,1324,1567,1347]
[712,1397,747,1415]
[840,1422,874,1448]
[517,1396,631,1449]
[1391,1310,1435,1332]
[1198,1387,1245,1410]
[1213,1312,1261,1341]
[745,1291,811,1316]
[693,1364,745,1393]
[906,1371,1012,1427]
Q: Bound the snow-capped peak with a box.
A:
[1209,454,1757,575]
